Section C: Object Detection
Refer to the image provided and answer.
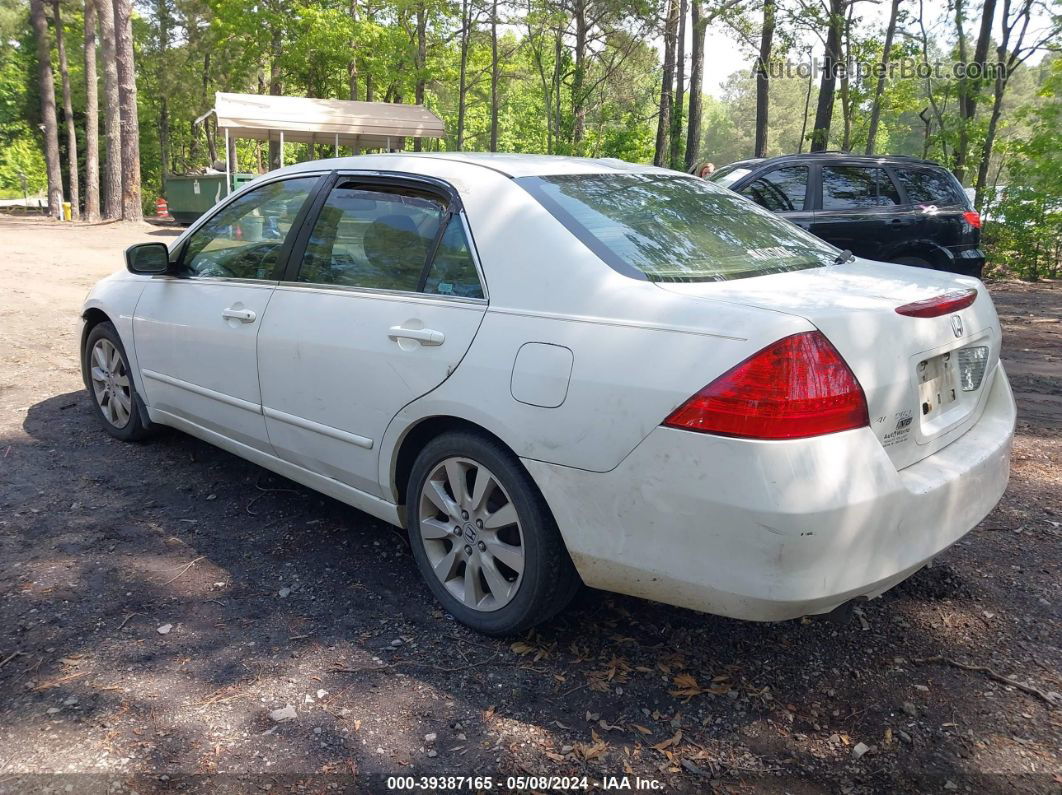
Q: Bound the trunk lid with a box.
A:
[658,260,1002,469]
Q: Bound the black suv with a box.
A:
[710,153,985,277]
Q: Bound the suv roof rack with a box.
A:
[779,151,935,164]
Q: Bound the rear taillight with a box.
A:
[663,331,869,440]
[963,210,982,229]
[895,288,977,318]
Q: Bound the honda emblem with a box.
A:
[951,315,964,337]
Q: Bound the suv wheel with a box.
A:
[893,255,933,268]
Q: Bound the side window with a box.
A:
[739,166,808,212]
[297,184,445,291]
[182,177,318,279]
[895,168,965,206]
[423,218,484,299]
[821,166,901,210]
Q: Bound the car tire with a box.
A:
[892,255,933,268]
[83,321,153,442]
[406,431,581,636]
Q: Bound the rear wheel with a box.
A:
[84,322,152,442]
[406,431,580,635]
[892,255,933,268]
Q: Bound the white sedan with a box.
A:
[81,154,1015,635]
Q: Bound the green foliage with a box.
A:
[0,3,46,195]
[983,55,1062,280]
[5,0,1058,283]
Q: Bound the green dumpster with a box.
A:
[164,173,256,225]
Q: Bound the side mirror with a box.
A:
[125,242,171,275]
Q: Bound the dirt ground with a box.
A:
[0,215,1059,794]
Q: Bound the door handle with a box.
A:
[222,307,257,323]
[388,326,445,346]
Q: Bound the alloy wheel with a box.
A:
[418,456,525,612]
[89,338,132,429]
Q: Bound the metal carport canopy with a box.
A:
[214,91,446,151]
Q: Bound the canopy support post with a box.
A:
[353,136,360,156]
[279,130,284,167]
[334,133,339,157]
[223,128,231,196]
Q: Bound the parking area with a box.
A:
[0,215,1059,792]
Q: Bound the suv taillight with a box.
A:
[963,210,982,228]
[663,331,869,440]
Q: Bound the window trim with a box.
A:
[282,171,488,302]
[171,172,331,283]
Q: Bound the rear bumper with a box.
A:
[524,365,1015,621]
[945,246,985,278]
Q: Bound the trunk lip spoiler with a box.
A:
[895,288,978,318]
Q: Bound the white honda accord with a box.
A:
[81,153,1015,635]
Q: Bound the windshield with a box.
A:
[709,165,752,188]
[518,173,838,282]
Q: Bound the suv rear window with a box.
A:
[895,168,966,206]
[519,173,838,282]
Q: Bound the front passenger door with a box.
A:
[132,175,321,451]
[256,177,488,497]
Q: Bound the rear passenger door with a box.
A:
[810,164,911,261]
[735,165,813,231]
[255,175,488,497]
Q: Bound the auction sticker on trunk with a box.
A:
[880,408,914,448]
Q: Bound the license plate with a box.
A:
[917,352,958,417]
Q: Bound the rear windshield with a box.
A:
[518,173,839,282]
[894,167,968,207]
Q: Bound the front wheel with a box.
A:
[406,431,580,635]
[83,321,153,442]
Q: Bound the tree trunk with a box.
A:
[865,0,899,155]
[112,0,141,220]
[30,0,63,219]
[809,0,844,152]
[571,0,587,147]
[654,0,678,167]
[552,33,562,151]
[753,0,775,158]
[838,1,855,150]
[53,0,79,219]
[956,0,997,180]
[798,49,813,152]
[683,0,705,169]
[268,27,282,168]
[669,0,687,169]
[974,70,1005,207]
[95,0,121,219]
[83,0,100,221]
[413,3,427,151]
[456,0,470,150]
[490,0,499,152]
[952,0,971,180]
[156,0,170,195]
[348,0,359,101]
